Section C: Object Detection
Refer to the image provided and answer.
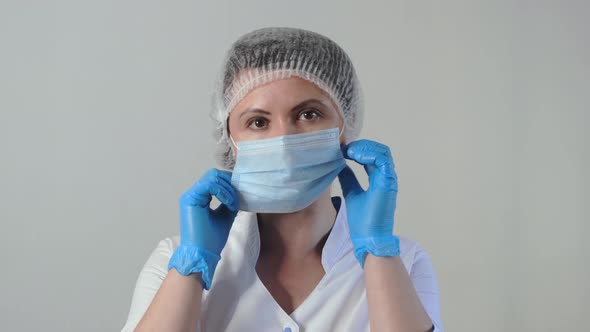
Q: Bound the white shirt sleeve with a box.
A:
[409,244,444,332]
[121,238,174,332]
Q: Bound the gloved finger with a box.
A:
[214,169,233,183]
[214,176,239,211]
[200,168,238,211]
[201,168,220,179]
[182,177,234,209]
[207,181,235,209]
[343,140,391,160]
[200,169,236,199]
[344,142,395,179]
[338,165,363,196]
[200,168,229,182]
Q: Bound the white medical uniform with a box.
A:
[122,197,443,331]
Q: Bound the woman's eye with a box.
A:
[299,109,321,121]
[248,118,268,129]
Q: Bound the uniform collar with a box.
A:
[242,196,353,272]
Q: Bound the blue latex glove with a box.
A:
[338,140,400,268]
[167,168,239,290]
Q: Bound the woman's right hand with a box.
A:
[179,168,239,253]
[168,168,239,290]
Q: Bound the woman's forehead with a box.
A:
[230,76,338,116]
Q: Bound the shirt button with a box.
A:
[283,328,292,332]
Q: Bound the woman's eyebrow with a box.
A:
[291,98,327,111]
[239,108,271,120]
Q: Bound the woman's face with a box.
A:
[227,76,345,154]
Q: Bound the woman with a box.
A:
[122,27,443,332]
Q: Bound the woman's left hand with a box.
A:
[338,139,400,268]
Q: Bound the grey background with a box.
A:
[1,1,588,331]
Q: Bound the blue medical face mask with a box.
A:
[230,127,346,213]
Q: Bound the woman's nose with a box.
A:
[272,120,298,137]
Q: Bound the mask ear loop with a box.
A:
[338,122,346,139]
[337,112,346,142]
[229,135,239,152]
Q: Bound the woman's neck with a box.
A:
[256,190,338,263]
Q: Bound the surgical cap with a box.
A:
[210,27,364,169]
